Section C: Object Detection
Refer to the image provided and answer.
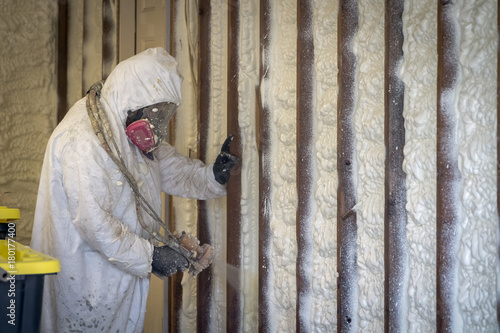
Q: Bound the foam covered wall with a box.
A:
[0,1,58,244]
[172,0,499,332]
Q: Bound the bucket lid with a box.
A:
[0,240,60,275]
[0,207,20,223]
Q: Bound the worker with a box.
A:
[31,47,238,333]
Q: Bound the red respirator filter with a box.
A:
[126,120,156,152]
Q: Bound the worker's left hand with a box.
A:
[213,135,239,185]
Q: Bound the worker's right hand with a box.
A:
[213,135,239,185]
[151,246,189,277]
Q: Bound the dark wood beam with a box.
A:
[227,0,243,332]
[258,0,272,331]
[102,0,116,80]
[436,1,460,332]
[197,0,212,332]
[337,0,359,332]
[296,0,314,332]
[57,0,68,123]
[169,2,183,331]
[384,0,407,332]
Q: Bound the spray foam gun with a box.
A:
[86,81,213,276]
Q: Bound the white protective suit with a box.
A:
[31,48,226,333]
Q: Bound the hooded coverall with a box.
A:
[31,48,226,332]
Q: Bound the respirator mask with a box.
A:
[126,102,177,159]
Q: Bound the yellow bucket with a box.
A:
[0,207,60,275]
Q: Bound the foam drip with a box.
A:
[264,0,298,331]
[311,0,339,331]
[237,0,261,331]
[206,0,228,330]
[174,2,200,331]
[455,0,498,330]
[354,0,385,330]
[400,0,438,331]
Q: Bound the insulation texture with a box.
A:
[311,0,339,331]
[354,0,385,331]
[0,1,58,244]
[400,0,438,331]
[455,0,498,331]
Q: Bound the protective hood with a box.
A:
[99,47,183,168]
[101,47,182,122]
